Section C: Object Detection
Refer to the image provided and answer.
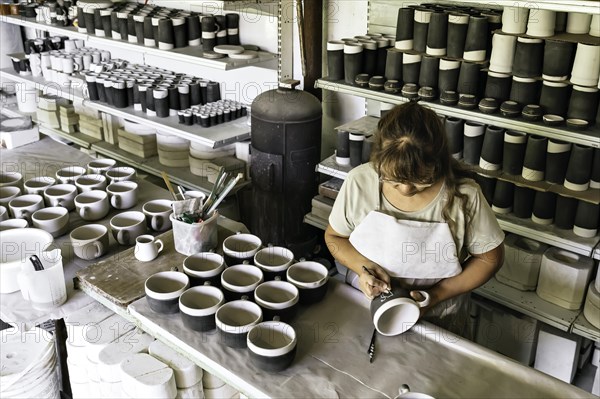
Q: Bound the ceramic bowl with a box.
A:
[183,252,226,287]
[220,265,264,302]
[145,271,190,314]
[368,76,385,91]
[286,261,330,305]
[543,114,565,126]
[179,286,225,332]
[384,80,402,94]
[222,233,262,265]
[417,86,436,102]
[0,171,23,190]
[500,100,522,117]
[440,90,458,105]
[401,83,419,99]
[215,300,263,348]
[354,73,370,88]
[31,207,70,238]
[0,186,21,207]
[247,321,297,372]
[254,281,299,322]
[0,219,29,231]
[478,98,499,114]
[566,118,589,130]
[253,246,294,281]
[521,104,543,121]
[458,94,477,109]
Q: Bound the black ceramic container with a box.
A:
[253,246,294,281]
[573,201,600,238]
[376,38,389,77]
[513,37,544,78]
[447,13,469,59]
[591,148,600,189]
[126,14,136,43]
[439,59,460,93]
[327,41,345,81]
[463,15,488,62]
[513,185,535,219]
[112,80,128,109]
[85,73,99,101]
[222,233,262,266]
[133,14,145,44]
[539,81,571,117]
[202,16,217,52]
[221,265,264,302]
[145,86,156,116]
[189,81,201,106]
[286,261,329,305]
[503,130,527,175]
[355,74,370,88]
[247,322,297,372]
[153,87,169,118]
[77,6,87,33]
[186,15,201,47]
[362,136,374,163]
[172,17,187,48]
[206,81,221,103]
[532,191,556,225]
[445,117,464,159]
[395,7,414,50]
[361,40,378,77]
[426,11,447,56]
[254,281,299,322]
[103,79,114,106]
[100,9,112,37]
[457,61,480,96]
[418,55,439,89]
[479,98,499,114]
[413,8,432,53]
[145,271,190,314]
[385,50,403,81]
[542,40,575,81]
[167,86,180,116]
[565,144,593,191]
[349,132,364,167]
[554,195,578,230]
[402,53,421,85]
[480,125,505,171]
[151,17,162,47]
[118,12,129,41]
[142,16,155,46]
[545,140,571,184]
[369,76,385,91]
[474,173,496,205]
[440,90,459,105]
[226,13,240,45]
[336,130,350,166]
[215,15,227,45]
[158,18,175,50]
[567,86,600,123]
[179,286,225,332]
[94,75,106,102]
[492,180,514,214]
[522,135,548,182]
[402,83,419,99]
[509,77,541,108]
[215,300,263,349]
[463,121,485,165]
[344,43,364,85]
[500,100,522,118]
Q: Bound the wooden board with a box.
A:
[76,230,186,309]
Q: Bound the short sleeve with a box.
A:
[328,177,355,237]
[464,186,505,255]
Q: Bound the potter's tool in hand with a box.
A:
[362,265,392,295]
[29,255,44,271]
[368,328,376,363]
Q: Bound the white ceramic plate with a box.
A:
[228,51,258,60]
[213,45,245,55]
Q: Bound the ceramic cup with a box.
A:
[222,233,262,266]
[253,246,295,281]
[70,224,109,260]
[532,191,556,225]
[215,299,263,348]
[413,8,432,53]
[221,265,264,302]
[106,181,138,210]
[43,184,77,211]
[286,261,329,305]
[87,158,117,175]
[0,172,23,191]
[370,283,430,336]
[0,206,7,222]
[247,321,297,372]
[555,195,578,230]
[395,7,414,50]
[134,234,164,262]
[492,180,514,214]
[55,166,86,185]
[503,131,527,175]
[0,186,22,207]
[0,219,29,231]
[110,211,147,246]
[183,252,226,287]
[489,33,516,74]
[142,199,173,232]
[31,207,70,238]
[75,190,110,221]
[75,174,107,193]
[179,285,225,332]
[8,194,44,222]
[254,281,299,322]
[145,271,190,314]
[106,166,136,183]
[23,177,55,195]
[394,384,435,399]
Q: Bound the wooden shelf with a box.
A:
[474,278,581,333]
[315,79,600,149]
[38,124,101,149]
[0,15,277,71]
[0,68,251,148]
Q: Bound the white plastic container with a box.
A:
[536,247,594,310]
[534,323,581,383]
[17,248,66,309]
[170,211,218,256]
[496,235,548,291]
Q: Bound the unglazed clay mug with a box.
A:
[142,199,173,232]
[55,166,86,184]
[0,171,23,190]
[106,181,138,210]
[134,234,164,262]
[370,283,430,336]
[75,174,107,193]
[394,384,435,399]
[23,176,56,195]
[110,211,147,246]
[74,190,110,221]
[0,186,22,207]
[87,158,117,175]
[31,206,70,238]
[8,194,44,222]
[106,166,136,183]
[43,184,77,210]
[70,224,109,260]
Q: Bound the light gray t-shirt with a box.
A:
[329,163,505,262]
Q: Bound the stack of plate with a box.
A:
[157,132,190,168]
[1,326,59,399]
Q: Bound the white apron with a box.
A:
[347,184,471,336]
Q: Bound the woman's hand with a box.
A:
[359,264,391,299]
[410,290,434,317]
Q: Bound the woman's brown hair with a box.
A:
[371,102,475,234]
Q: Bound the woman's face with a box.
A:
[380,178,435,197]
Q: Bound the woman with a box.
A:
[324,102,504,336]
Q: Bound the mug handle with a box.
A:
[155,239,164,254]
[399,384,411,395]
[413,290,431,308]
[78,206,88,219]
[56,199,65,208]
[151,216,163,231]
[110,194,120,209]
[117,230,129,245]
[93,241,105,258]
[203,281,212,286]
